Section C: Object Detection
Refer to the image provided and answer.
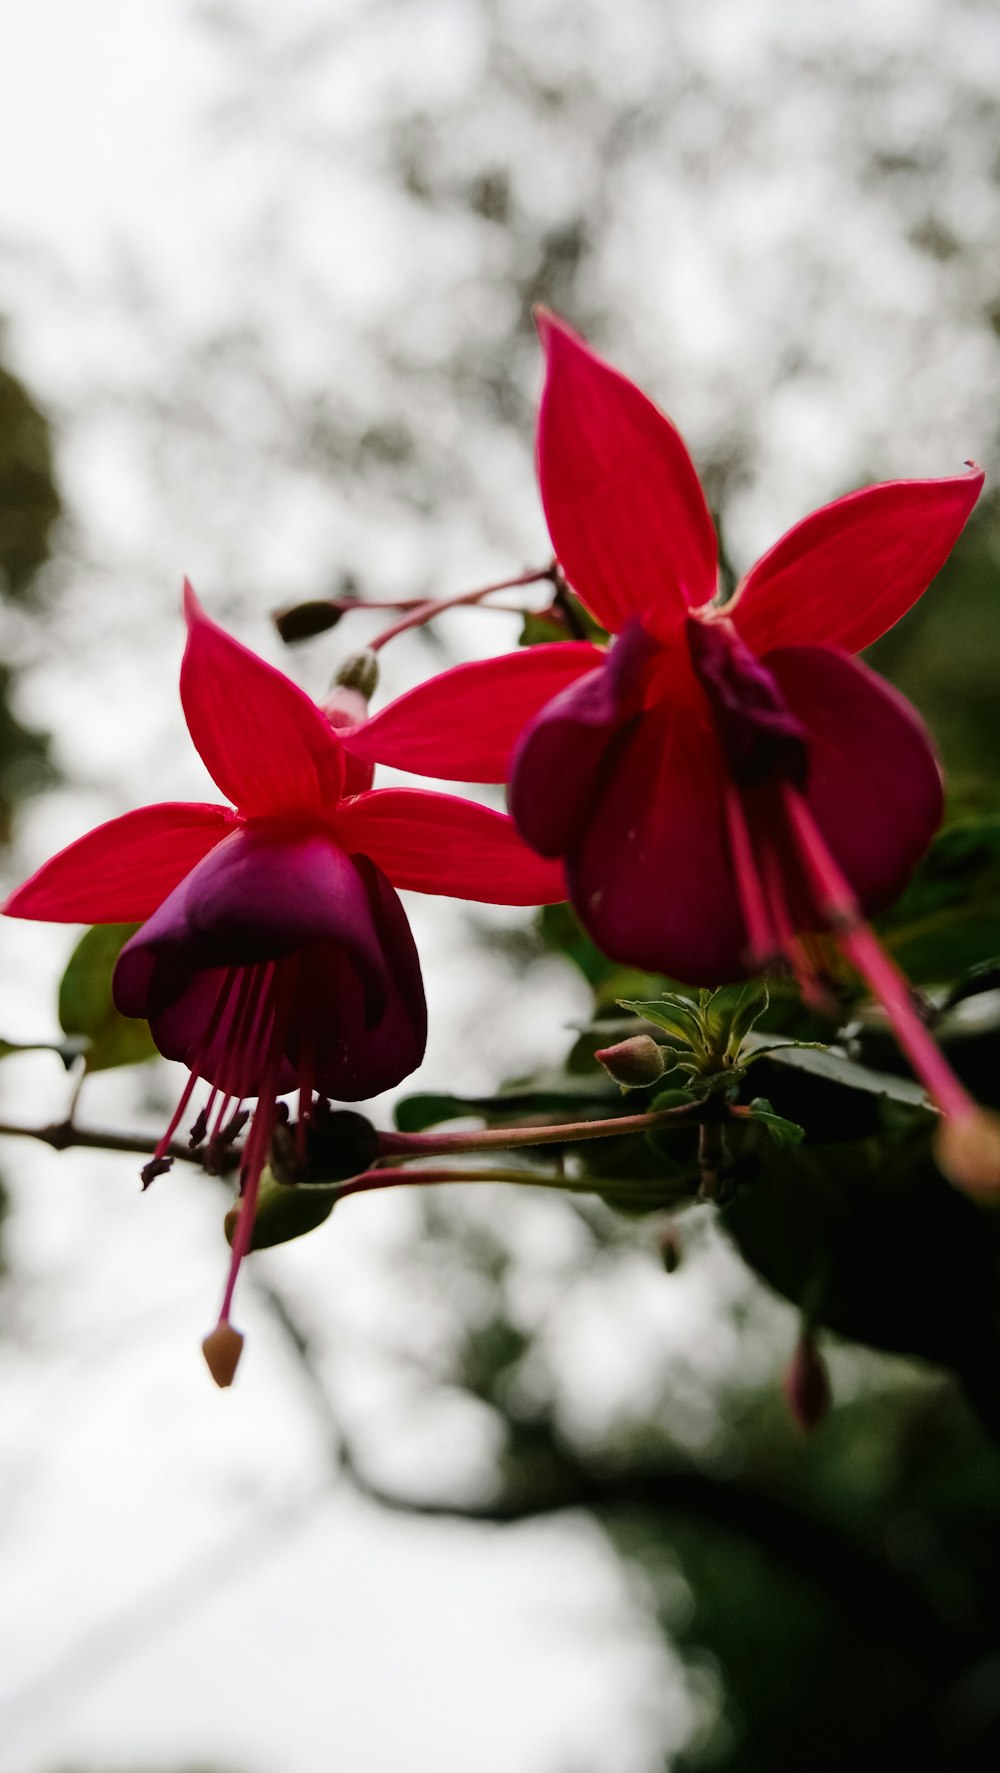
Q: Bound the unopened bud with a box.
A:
[322,684,371,730]
[782,1330,831,1432]
[202,1321,245,1389]
[322,677,376,795]
[332,648,379,701]
[273,599,344,643]
[934,1110,1000,1202]
[594,1034,667,1088]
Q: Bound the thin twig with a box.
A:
[0,1118,195,1164]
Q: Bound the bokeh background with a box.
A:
[3,2,1000,1769]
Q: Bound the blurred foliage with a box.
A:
[0,356,61,844]
[57,923,158,1075]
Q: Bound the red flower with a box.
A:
[340,314,991,1160]
[4,583,565,1382]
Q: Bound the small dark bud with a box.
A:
[331,648,379,701]
[659,1222,683,1273]
[782,1330,831,1432]
[594,1034,667,1088]
[273,599,344,643]
[140,1155,173,1189]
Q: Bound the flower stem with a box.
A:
[332,1164,557,1201]
[368,565,555,652]
[377,1102,699,1160]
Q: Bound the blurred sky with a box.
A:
[1,1,999,1768]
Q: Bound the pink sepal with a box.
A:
[181,581,345,817]
[3,802,237,923]
[334,788,567,904]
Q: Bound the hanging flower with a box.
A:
[4,584,565,1383]
[338,314,995,1187]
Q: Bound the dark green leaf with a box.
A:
[743,1097,806,1148]
[395,1070,618,1133]
[741,1033,931,1108]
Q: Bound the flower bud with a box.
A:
[272,599,344,643]
[934,1110,1000,1202]
[782,1330,831,1431]
[322,677,376,794]
[202,1321,244,1389]
[332,648,379,701]
[594,1034,667,1088]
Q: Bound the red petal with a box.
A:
[181,581,344,817]
[3,803,237,923]
[765,647,943,914]
[333,789,567,905]
[567,682,748,985]
[535,311,717,637]
[341,643,604,783]
[730,467,984,656]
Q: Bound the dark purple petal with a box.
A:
[113,827,393,1081]
[765,646,944,916]
[114,843,427,1103]
[565,692,749,985]
[115,825,389,991]
[686,614,808,787]
[288,857,427,1100]
[509,619,659,858]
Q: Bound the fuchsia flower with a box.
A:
[4,584,565,1383]
[341,314,994,1166]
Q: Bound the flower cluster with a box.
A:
[5,313,996,1391]
[5,584,563,1383]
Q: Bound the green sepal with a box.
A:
[225,1168,337,1251]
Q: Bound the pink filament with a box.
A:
[723,786,774,964]
[781,786,975,1123]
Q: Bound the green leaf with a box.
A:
[701,980,770,1054]
[395,1071,617,1133]
[618,995,705,1050]
[740,1033,931,1108]
[721,1136,1000,1431]
[743,1097,806,1148]
[58,924,158,1073]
